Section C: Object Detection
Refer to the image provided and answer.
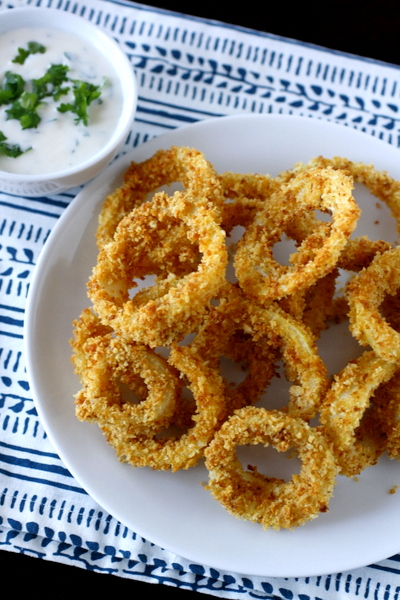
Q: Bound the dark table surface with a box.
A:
[3,0,400,597]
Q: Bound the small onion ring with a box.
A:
[204,407,339,530]
[71,309,180,435]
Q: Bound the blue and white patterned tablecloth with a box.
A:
[2,0,400,597]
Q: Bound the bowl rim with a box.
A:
[0,6,138,183]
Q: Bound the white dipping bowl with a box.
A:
[0,7,137,197]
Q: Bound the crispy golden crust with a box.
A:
[205,407,339,530]
[219,171,276,233]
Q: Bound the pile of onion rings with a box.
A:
[71,146,400,530]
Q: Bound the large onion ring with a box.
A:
[185,283,278,414]
[189,283,328,421]
[88,188,227,348]
[234,166,359,303]
[204,407,339,530]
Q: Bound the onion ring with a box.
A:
[297,156,400,234]
[319,350,398,476]
[346,246,400,363]
[204,407,339,530]
[71,309,180,435]
[374,370,400,460]
[189,282,328,421]
[99,344,226,471]
[97,146,225,248]
[88,185,228,348]
[244,299,328,421]
[184,283,278,414]
[234,166,359,304]
[285,156,398,272]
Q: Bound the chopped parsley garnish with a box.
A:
[0,131,30,158]
[1,42,106,158]
[57,78,105,125]
[0,71,25,105]
[32,64,70,101]
[5,91,42,129]
[12,41,46,65]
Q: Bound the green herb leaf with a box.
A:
[32,64,70,100]
[57,78,105,125]
[6,91,42,129]
[12,47,29,65]
[0,130,30,158]
[28,41,46,54]
[0,71,25,105]
[12,41,46,65]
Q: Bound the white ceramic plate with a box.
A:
[25,115,400,578]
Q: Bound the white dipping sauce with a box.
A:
[0,27,123,175]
